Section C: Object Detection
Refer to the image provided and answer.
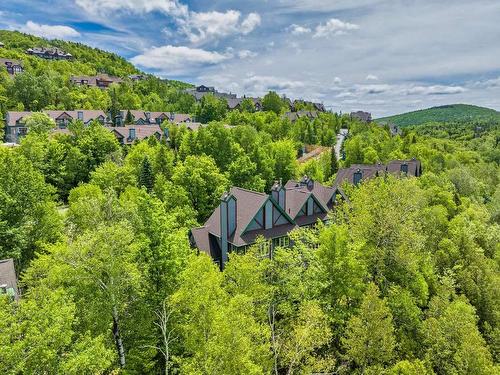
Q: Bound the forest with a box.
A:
[0,31,499,375]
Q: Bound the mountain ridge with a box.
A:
[376,104,500,127]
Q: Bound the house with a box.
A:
[116,111,193,126]
[110,125,165,145]
[186,85,237,101]
[0,258,19,301]
[292,100,326,112]
[191,179,345,269]
[283,110,320,122]
[70,74,123,89]
[5,110,109,143]
[350,111,372,123]
[129,74,145,81]
[333,159,422,188]
[26,46,72,60]
[191,187,298,269]
[0,58,23,75]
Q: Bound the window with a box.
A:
[272,236,290,248]
[353,170,362,185]
[259,240,272,257]
[17,127,28,135]
[400,164,408,174]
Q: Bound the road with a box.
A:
[335,128,348,160]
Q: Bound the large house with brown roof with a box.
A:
[70,74,123,89]
[0,58,23,75]
[191,178,346,269]
[0,258,19,301]
[192,159,421,269]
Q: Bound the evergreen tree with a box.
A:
[138,156,154,192]
[125,109,134,125]
[330,146,339,177]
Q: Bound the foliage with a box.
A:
[377,104,500,127]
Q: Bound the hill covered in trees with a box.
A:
[377,104,500,127]
[0,30,194,116]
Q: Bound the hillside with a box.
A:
[0,30,140,77]
[0,30,194,114]
[376,104,500,127]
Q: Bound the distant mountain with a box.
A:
[376,104,500,127]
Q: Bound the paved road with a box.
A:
[335,128,348,160]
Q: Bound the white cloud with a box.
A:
[131,45,231,74]
[404,85,466,95]
[366,74,379,81]
[313,18,359,38]
[288,24,311,35]
[238,50,258,59]
[180,10,260,44]
[19,21,80,39]
[355,84,392,94]
[75,0,188,17]
[241,13,262,34]
[333,77,342,84]
[242,75,305,93]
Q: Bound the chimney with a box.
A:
[271,180,285,210]
[219,192,237,270]
[145,112,151,123]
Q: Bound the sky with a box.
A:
[1,0,500,117]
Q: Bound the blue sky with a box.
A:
[1,0,500,116]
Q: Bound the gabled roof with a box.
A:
[284,178,339,209]
[193,187,297,252]
[6,110,108,126]
[110,125,163,144]
[0,58,23,66]
[386,159,421,177]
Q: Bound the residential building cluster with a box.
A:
[191,159,421,269]
[26,46,72,60]
[4,110,200,144]
[186,85,327,115]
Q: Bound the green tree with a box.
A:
[240,97,256,113]
[423,288,497,375]
[172,155,229,221]
[0,288,114,374]
[138,156,154,192]
[172,254,270,374]
[195,94,227,123]
[262,91,284,115]
[24,112,56,134]
[24,224,144,369]
[125,109,134,124]
[271,139,298,183]
[343,283,396,370]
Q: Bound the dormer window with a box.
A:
[129,128,136,140]
[77,111,84,121]
[401,163,408,174]
[353,169,363,185]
